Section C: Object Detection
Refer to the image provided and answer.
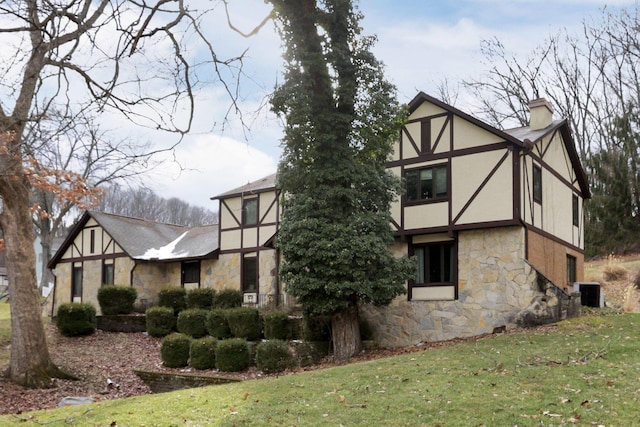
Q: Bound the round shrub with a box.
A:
[186,288,215,310]
[256,340,295,374]
[145,306,176,337]
[189,337,217,370]
[214,288,242,309]
[226,307,262,340]
[158,287,187,315]
[97,285,138,315]
[263,310,290,340]
[177,308,209,338]
[161,333,192,368]
[215,338,250,372]
[56,303,97,337]
[206,309,231,339]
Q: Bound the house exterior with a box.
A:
[48,211,220,315]
[50,93,590,347]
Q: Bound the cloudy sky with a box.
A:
[139,0,636,210]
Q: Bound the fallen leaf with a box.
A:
[338,395,346,403]
[242,392,250,400]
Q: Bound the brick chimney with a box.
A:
[528,98,553,130]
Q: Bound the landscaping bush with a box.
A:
[176,308,209,338]
[158,287,187,315]
[215,338,250,372]
[255,340,295,374]
[214,288,242,309]
[186,288,215,310]
[97,285,138,315]
[226,307,262,340]
[262,310,290,340]
[56,302,97,337]
[301,314,331,342]
[206,309,232,339]
[161,333,191,368]
[189,337,217,370]
[602,264,628,282]
[359,316,374,341]
[145,306,176,337]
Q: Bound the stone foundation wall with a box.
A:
[360,227,540,347]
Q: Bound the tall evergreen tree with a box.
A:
[269,0,413,361]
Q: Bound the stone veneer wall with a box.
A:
[360,226,540,347]
[203,253,241,291]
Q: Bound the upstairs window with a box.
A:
[572,194,579,227]
[406,165,448,202]
[533,165,542,204]
[243,198,258,226]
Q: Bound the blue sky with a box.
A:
[146,0,637,210]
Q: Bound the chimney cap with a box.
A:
[528,98,553,113]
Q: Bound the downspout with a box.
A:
[50,270,57,317]
[274,248,281,307]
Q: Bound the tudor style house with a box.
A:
[49,92,589,347]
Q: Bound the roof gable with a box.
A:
[212,173,277,200]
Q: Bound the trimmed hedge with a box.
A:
[256,340,295,374]
[206,309,231,339]
[189,337,218,370]
[56,303,97,337]
[176,308,209,338]
[215,338,250,372]
[262,310,290,340]
[97,285,138,315]
[214,289,242,309]
[186,288,215,310]
[225,307,262,341]
[145,306,176,337]
[158,287,187,315]
[161,333,191,368]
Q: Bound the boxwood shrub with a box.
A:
[97,285,138,315]
[176,308,209,338]
[158,287,187,315]
[56,303,97,337]
[206,309,231,339]
[160,333,192,368]
[214,288,242,309]
[145,306,176,337]
[189,337,217,370]
[215,338,250,372]
[262,310,290,340]
[255,340,295,374]
[226,307,262,340]
[186,288,215,310]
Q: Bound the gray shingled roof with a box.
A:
[212,173,277,199]
[503,120,565,143]
[89,211,219,261]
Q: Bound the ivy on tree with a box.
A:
[269,0,414,361]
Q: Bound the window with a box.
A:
[90,230,95,254]
[242,255,257,292]
[72,264,83,300]
[182,261,201,286]
[533,165,542,203]
[572,194,579,227]
[243,198,258,226]
[102,262,114,286]
[421,120,431,153]
[566,255,577,285]
[406,165,448,201]
[414,242,455,285]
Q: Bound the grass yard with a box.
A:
[0,302,10,366]
[1,312,639,426]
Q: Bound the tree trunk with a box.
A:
[0,176,66,388]
[331,306,361,362]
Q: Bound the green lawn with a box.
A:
[0,302,10,366]
[2,312,638,426]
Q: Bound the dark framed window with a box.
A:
[90,229,95,254]
[182,261,201,286]
[102,262,114,286]
[243,198,258,226]
[421,120,431,153]
[572,194,579,227]
[72,265,83,299]
[566,255,577,285]
[242,255,257,292]
[406,165,448,202]
[414,242,455,285]
[533,165,542,203]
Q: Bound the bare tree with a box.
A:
[0,0,245,387]
[96,185,217,226]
